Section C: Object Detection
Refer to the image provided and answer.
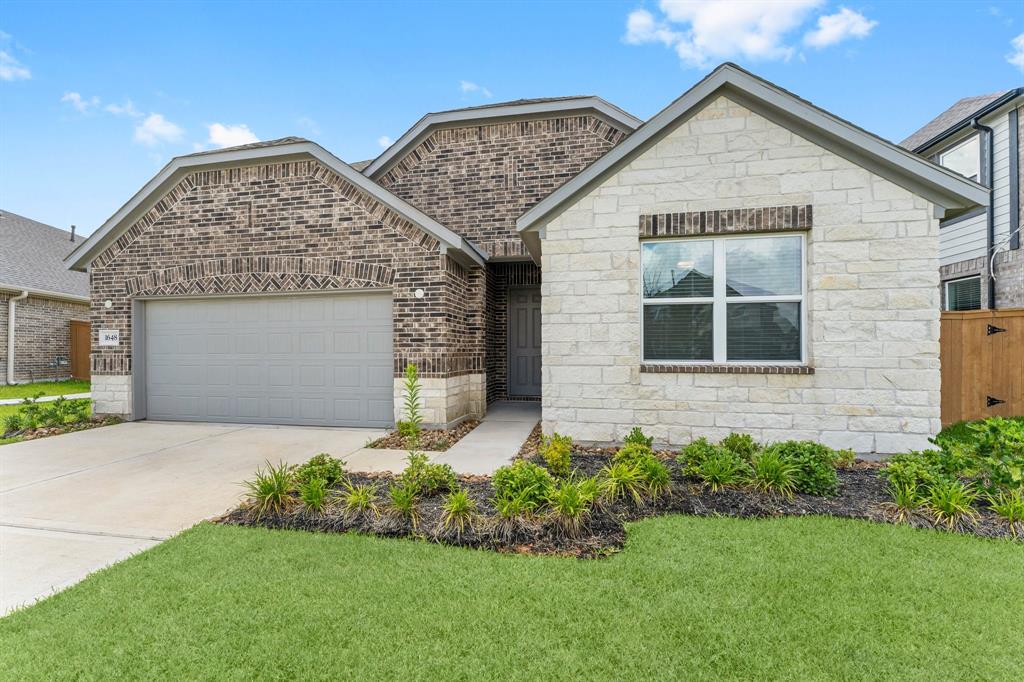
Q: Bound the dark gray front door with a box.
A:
[508,287,541,397]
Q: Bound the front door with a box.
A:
[508,287,541,397]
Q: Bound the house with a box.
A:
[66,64,985,452]
[900,88,1024,311]
[1,210,91,384]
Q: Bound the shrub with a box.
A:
[397,363,424,447]
[623,426,653,448]
[492,460,553,509]
[340,481,378,520]
[242,461,294,519]
[831,448,857,468]
[635,455,671,500]
[441,489,477,535]
[764,441,838,496]
[3,413,23,436]
[491,489,539,544]
[885,482,925,523]
[964,417,1024,493]
[750,450,796,498]
[719,433,759,462]
[385,483,421,529]
[298,477,330,513]
[599,461,646,506]
[539,432,572,478]
[398,452,457,496]
[677,437,719,475]
[987,488,1024,538]
[294,453,346,486]
[613,442,654,466]
[546,477,595,537]
[880,451,941,493]
[926,479,978,530]
[695,449,751,492]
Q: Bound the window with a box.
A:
[642,234,805,363]
[938,135,980,182]
[945,276,981,311]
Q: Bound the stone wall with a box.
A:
[0,293,89,383]
[539,95,941,453]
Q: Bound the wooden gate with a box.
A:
[70,320,91,381]
[940,309,1024,425]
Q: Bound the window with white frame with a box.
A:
[938,135,980,182]
[944,275,982,311]
[641,233,805,363]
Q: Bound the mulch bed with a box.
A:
[219,450,1020,557]
[1,416,122,443]
[366,420,480,452]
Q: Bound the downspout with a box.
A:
[6,290,28,385]
[970,117,996,309]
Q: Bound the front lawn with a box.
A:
[0,379,90,401]
[1,518,1020,680]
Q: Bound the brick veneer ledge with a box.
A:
[639,204,812,238]
[640,363,815,375]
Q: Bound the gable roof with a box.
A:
[516,63,989,260]
[363,96,643,179]
[0,210,89,301]
[899,89,1023,152]
[66,138,487,272]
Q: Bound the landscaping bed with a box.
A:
[1,395,118,446]
[366,419,479,451]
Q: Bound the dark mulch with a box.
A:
[2,416,122,443]
[219,452,1020,558]
[367,420,480,452]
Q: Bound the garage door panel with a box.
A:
[145,293,393,427]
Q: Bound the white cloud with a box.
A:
[804,7,878,48]
[134,113,185,146]
[0,50,30,81]
[207,123,259,148]
[61,91,100,113]
[105,99,142,117]
[378,135,393,148]
[1008,33,1024,71]
[459,80,493,97]
[623,1,880,68]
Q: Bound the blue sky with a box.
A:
[2,1,1022,237]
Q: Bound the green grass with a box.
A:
[936,415,1024,448]
[0,379,90,401]
[1,517,1021,680]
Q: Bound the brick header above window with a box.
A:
[640,363,815,375]
[639,204,812,238]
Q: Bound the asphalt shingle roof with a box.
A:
[899,91,1009,151]
[181,137,310,157]
[0,210,90,298]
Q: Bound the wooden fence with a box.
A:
[940,308,1024,426]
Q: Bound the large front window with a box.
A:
[642,234,805,363]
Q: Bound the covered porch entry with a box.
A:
[485,262,541,403]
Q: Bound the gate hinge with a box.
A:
[987,324,1007,335]
[987,396,1006,407]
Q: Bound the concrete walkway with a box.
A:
[0,392,91,405]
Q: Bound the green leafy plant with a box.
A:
[298,477,330,513]
[294,453,346,486]
[635,454,672,500]
[546,477,595,537]
[750,449,797,498]
[613,442,654,466]
[397,363,424,448]
[441,489,477,536]
[3,412,24,436]
[719,433,760,461]
[965,417,1024,493]
[695,448,751,492]
[987,488,1024,538]
[880,451,941,493]
[764,441,838,496]
[539,432,573,478]
[9,394,91,432]
[677,437,719,475]
[398,452,457,496]
[623,426,653,448]
[242,461,294,519]
[340,481,378,521]
[493,460,554,509]
[884,482,925,524]
[385,483,421,530]
[926,478,978,530]
[599,461,646,506]
[491,488,541,544]
[831,448,857,468]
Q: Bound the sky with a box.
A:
[1,0,1022,237]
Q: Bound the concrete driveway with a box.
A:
[1,421,382,615]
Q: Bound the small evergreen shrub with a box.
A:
[546,477,595,537]
[599,461,646,506]
[719,433,760,462]
[492,460,554,509]
[764,441,838,496]
[298,477,330,513]
[385,483,421,529]
[441,489,477,535]
[341,481,378,520]
[398,452,457,496]
[750,450,796,498]
[695,449,751,492]
[677,437,719,475]
[623,426,653,448]
[964,417,1024,493]
[635,455,672,500]
[613,442,654,466]
[539,432,572,477]
[294,453,346,486]
[3,413,23,436]
[926,478,978,530]
[242,461,294,519]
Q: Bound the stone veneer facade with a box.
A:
[539,95,942,453]
[0,293,89,383]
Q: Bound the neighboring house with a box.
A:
[900,88,1024,311]
[1,210,91,383]
[66,64,984,452]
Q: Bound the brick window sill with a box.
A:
[640,364,815,375]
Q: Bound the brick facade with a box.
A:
[0,293,89,382]
[939,248,1024,309]
[485,261,542,403]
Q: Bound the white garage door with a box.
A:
[144,293,393,428]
